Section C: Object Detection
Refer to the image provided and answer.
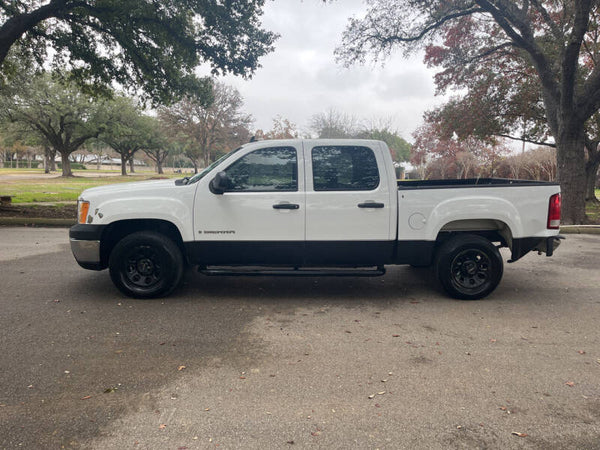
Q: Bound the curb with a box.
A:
[0,217,75,227]
[559,225,600,235]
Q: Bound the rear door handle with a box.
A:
[273,203,300,210]
[357,202,385,209]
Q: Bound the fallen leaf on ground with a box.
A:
[565,381,575,387]
[177,365,186,371]
[511,432,528,437]
[159,424,166,429]
[577,350,586,354]
[81,395,92,400]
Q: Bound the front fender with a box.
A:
[90,196,194,242]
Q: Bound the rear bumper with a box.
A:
[510,235,564,262]
[69,224,106,270]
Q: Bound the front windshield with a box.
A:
[186,146,245,184]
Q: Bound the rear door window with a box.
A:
[311,146,380,191]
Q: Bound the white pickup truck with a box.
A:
[70,139,562,300]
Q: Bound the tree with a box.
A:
[0,73,106,176]
[0,1,276,104]
[357,124,412,162]
[158,81,253,172]
[337,1,600,224]
[100,96,160,176]
[411,121,508,179]
[257,115,300,140]
[310,108,360,138]
[142,120,172,175]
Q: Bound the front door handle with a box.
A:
[357,202,385,209]
[273,203,300,210]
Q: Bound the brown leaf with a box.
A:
[577,350,586,355]
[177,365,186,371]
[565,381,575,387]
[392,334,400,337]
[159,424,166,429]
[511,432,528,437]
[81,395,92,400]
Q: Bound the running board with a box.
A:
[198,266,386,277]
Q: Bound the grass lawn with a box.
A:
[587,191,600,223]
[0,171,180,203]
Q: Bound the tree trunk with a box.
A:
[121,158,128,176]
[157,160,164,174]
[60,151,73,176]
[44,148,50,174]
[129,158,135,173]
[556,128,587,224]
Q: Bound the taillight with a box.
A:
[547,193,561,229]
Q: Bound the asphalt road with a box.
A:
[1,227,599,450]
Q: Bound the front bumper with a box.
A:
[69,224,106,270]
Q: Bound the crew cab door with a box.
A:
[192,143,305,266]
[304,141,394,265]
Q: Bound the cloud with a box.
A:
[214,0,440,139]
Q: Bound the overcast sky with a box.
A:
[212,0,445,142]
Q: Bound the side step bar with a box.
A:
[198,266,386,277]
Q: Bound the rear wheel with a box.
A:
[109,231,184,299]
[435,234,503,300]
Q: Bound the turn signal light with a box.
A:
[547,193,561,229]
[78,200,90,224]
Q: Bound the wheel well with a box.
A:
[100,219,186,267]
[436,219,512,248]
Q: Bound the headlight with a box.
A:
[78,200,90,224]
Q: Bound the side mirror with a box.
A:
[209,171,230,195]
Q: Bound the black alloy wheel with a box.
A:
[435,234,503,300]
[109,231,184,299]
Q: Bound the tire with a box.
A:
[109,231,184,299]
[435,234,503,300]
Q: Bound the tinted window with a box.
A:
[225,147,298,192]
[312,146,380,191]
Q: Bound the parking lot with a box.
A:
[1,227,599,449]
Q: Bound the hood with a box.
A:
[80,179,177,199]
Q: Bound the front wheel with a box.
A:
[109,231,184,299]
[435,234,503,300]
